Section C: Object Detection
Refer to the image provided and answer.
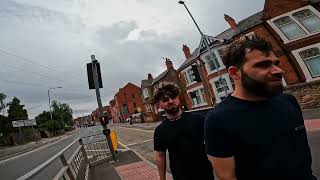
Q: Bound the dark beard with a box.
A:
[164,105,180,114]
[241,70,284,98]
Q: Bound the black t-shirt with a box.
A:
[205,94,317,180]
[154,112,214,180]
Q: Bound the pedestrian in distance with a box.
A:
[153,83,214,180]
[205,37,317,180]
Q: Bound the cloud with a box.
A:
[0,0,265,118]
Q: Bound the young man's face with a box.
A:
[240,49,285,98]
[158,95,180,114]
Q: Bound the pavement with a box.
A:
[89,150,172,180]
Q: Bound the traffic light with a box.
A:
[87,62,103,89]
[99,115,109,125]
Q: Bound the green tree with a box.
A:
[7,97,28,121]
[0,115,12,139]
[0,93,6,115]
[35,101,73,135]
[52,101,73,127]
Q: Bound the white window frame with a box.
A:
[186,85,207,108]
[142,88,149,99]
[210,74,234,103]
[268,5,320,44]
[201,48,226,75]
[145,104,153,112]
[292,42,320,82]
[181,63,197,87]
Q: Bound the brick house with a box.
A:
[178,0,320,110]
[139,58,187,122]
[177,36,233,111]
[141,73,157,122]
[91,105,111,122]
[109,99,120,123]
[112,82,145,123]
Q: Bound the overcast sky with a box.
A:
[0,0,265,118]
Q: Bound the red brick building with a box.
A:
[178,0,320,110]
[91,105,111,122]
[141,73,157,122]
[111,82,144,123]
[109,99,120,123]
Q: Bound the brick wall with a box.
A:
[285,79,320,109]
[114,83,144,121]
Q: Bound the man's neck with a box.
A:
[166,109,182,121]
[232,88,267,101]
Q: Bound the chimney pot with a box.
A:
[224,14,237,30]
[182,44,191,59]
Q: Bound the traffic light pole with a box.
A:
[91,55,117,162]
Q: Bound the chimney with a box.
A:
[165,58,173,70]
[182,44,191,59]
[224,14,237,30]
[147,73,153,80]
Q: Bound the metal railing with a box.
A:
[17,133,112,180]
[81,133,112,166]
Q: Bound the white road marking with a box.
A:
[0,132,77,165]
[117,126,154,133]
[126,139,153,147]
[89,136,93,141]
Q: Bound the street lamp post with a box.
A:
[178,1,229,101]
[48,87,62,122]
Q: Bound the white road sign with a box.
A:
[12,120,25,127]
[24,119,37,126]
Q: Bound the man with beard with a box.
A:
[153,83,214,180]
[204,37,317,180]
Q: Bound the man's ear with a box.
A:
[228,66,240,80]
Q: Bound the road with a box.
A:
[110,122,320,179]
[0,127,102,180]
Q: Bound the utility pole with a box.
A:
[90,55,117,162]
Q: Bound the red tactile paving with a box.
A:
[115,161,172,180]
[305,119,320,131]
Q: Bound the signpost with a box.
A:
[12,119,38,144]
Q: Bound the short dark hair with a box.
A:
[153,83,180,103]
[222,37,273,69]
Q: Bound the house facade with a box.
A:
[177,0,320,111]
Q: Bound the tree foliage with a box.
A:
[35,101,73,133]
[0,92,6,115]
[7,97,28,121]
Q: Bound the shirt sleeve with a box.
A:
[204,110,234,158]
[154,126,167,152]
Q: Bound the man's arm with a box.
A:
[207,155,237,180]
[155,151,166,180]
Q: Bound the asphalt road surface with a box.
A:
[0,126,104,180]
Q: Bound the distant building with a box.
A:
[111,82,144,123]
[91,106,111,123]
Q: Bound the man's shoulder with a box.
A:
[183,111,206,119]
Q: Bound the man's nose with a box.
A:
[271,65,285,75]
